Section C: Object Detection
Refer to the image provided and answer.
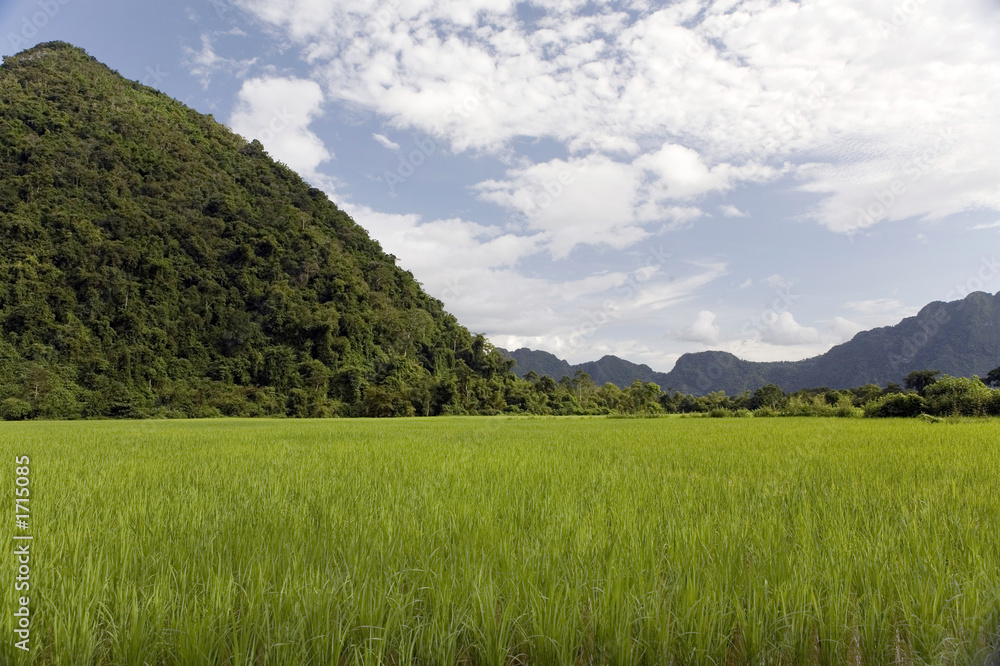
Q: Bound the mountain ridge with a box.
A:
[501,290,1000,394]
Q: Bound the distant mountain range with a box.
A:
[500,290,1000,395]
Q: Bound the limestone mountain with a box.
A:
[503,290,1000,395]
[0,42,512,418]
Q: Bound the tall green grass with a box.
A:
[1,417,998,665]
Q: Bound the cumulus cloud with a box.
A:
[474,155,651,258]
[763,312,821,346]
[229,77,332,181]
[676,310,721,344]
[828,316,863,343]
[231,0,1000,237]
[219,0,1000,367]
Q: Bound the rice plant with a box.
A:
[1,417,998,664]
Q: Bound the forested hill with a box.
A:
[0,42,514,418]
[500,348,671,388]
[503,290,1000,395]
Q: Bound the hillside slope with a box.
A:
[0,42,511,418]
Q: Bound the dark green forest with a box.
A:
[0,42,523,418]
[1,43,998,421]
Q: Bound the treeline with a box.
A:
[462,367,1000,419]
[3,325,1000,420]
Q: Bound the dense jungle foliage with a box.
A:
[0,42,522,418]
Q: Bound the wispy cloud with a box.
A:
[372,133,400,150]
[970,220,1000,230]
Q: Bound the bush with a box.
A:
[923,376,991,417]
[0,397,32,421]
[865,393,926,418]
[750,384,787,411]
[833,405,864,418]
[986,390,1000,417]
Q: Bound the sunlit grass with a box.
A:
[1,417,998,665]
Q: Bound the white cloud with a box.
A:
[720,204,748,218]
[372,133,400,150]
[762,274,795,290]
[719,338,831,364]
[739,279,753,289]
[763,312,821,346]
[229,0,1000,237]
[474,155,651,258]
[842,297,919,327]
[676,310,721,344]
[827,316,863,343]
[348,198,728,357]
[970,220,1000,230]
[634,143,737,200]
[844,298,906,315]
[183,34,257,88]
[229,77,332,181]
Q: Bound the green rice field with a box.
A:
[2,417,999,665]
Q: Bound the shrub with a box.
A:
[986,390,1000,417]
[923,376,992,417]
[749,384,787,411]
[0,397,32,421]
[834,405,864,418]
[864,393,926,418]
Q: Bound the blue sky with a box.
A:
[3,0,999,370]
